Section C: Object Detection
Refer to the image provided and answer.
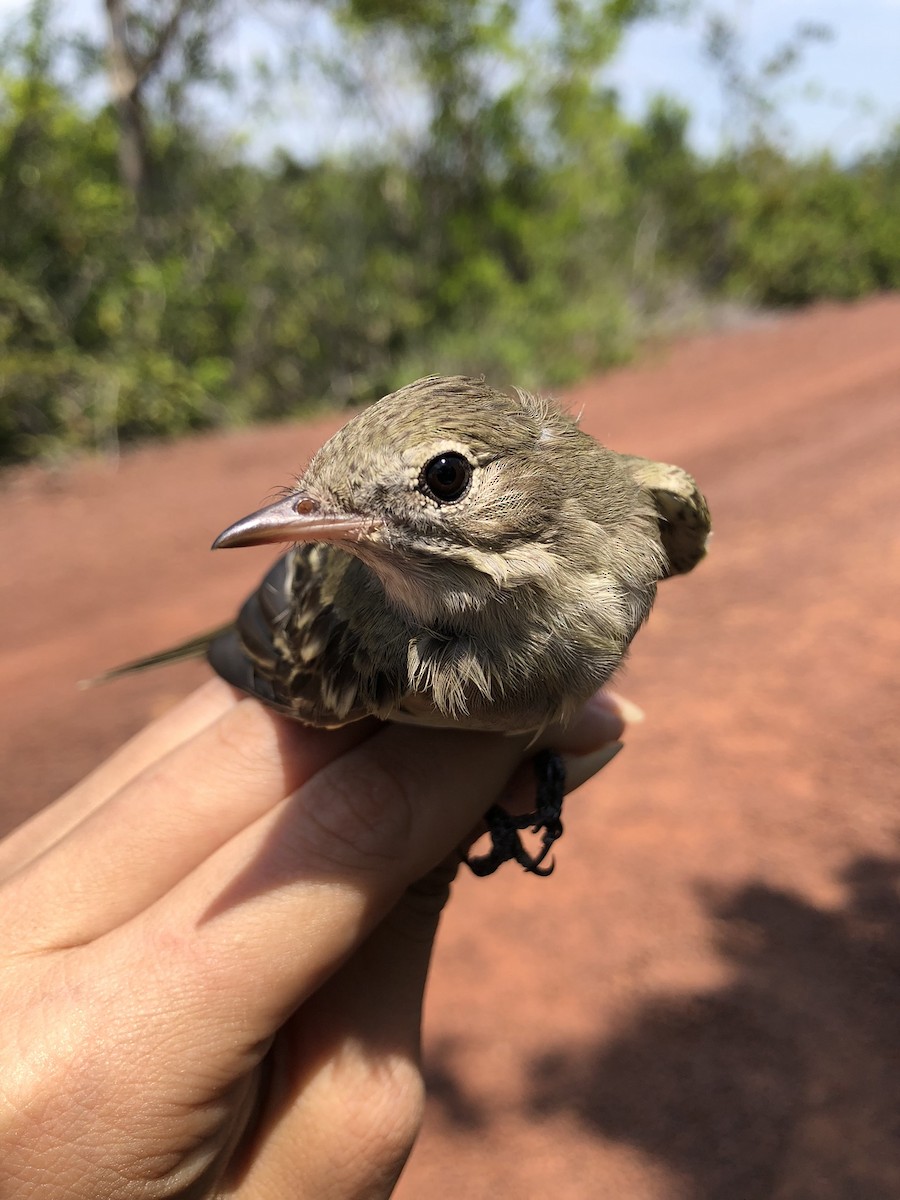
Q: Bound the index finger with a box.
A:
[0,678,240,879]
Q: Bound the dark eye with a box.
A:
[420,452,473,503]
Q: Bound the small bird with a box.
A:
[101,375,710,875]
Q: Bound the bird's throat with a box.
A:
[359,547,490,626]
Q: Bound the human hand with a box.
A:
[0,679,629,1198]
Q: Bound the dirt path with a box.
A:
[3,297,899,1198]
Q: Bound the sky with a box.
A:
[1,0,899,161]
[606,0,900,157]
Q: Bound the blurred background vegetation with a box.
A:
[1,0,899,464]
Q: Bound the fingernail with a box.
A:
[563,740,624,792]
[586,704,627,745]
[604,692,645,724]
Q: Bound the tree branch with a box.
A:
[134,0,195,88]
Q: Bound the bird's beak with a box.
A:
[211,493,380,550]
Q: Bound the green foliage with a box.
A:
[0,0,898,464]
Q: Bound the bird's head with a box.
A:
[212,375,684,623]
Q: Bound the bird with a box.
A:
[98,375,711,875]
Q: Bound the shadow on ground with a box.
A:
[518,851,900,1199]
[423,1036,490,1131]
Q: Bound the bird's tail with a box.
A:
[81,625,232,688]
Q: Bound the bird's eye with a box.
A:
[420,452,473,504]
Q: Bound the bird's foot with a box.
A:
[466,750,566,877]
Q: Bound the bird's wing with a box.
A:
[623,455,711,577]
[207,547,383,727]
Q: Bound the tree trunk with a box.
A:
[104,0,149,210]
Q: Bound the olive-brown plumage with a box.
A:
[102,374,711,872]
[205,376,709,731]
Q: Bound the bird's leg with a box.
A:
[528,748,566,869]
[466,750,566,877]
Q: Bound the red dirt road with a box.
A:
[3,298,900,1198]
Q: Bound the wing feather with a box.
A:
[208,546,385,726]
[622,455,711,576]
